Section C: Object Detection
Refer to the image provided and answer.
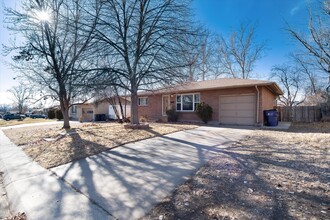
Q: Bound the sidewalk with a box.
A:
[0,125,251,219]
[0,130,112,220]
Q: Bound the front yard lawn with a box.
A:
[142,122,330,220]
[3,122,197,168]
[0,118,56,127]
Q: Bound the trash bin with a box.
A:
[95,114,106,121]
[264,109,278,126]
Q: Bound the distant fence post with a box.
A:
[276,106,321,122]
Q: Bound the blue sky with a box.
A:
[192,0,312,78]
[0,0,315,104]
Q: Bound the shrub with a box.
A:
[140,115,148,122]
[196,102,213,124]
[48,109,56,119]
[55,109,63,120]
[166,108,178,122]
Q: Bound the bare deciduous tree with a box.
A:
[271,64,304,106]
[287,0,330,89]
[7,83,32,113]
[199,35,215,81]
[0,104,12,114]
[5,0,99,128]
[178,31,204,82]
[291,52,330,100]
[217,22,266,79]
[93,0,194,124]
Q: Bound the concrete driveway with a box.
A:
[51,126,252,219]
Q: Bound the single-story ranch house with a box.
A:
[137,78,283,126]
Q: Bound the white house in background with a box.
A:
[69,97,131,122]
[109,104,131,119]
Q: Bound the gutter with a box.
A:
[255,85,260,124]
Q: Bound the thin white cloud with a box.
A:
[290,5,300,15]
[290,0,308,16]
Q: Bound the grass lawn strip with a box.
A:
[3,122,197,169]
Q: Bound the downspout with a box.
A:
[255,85,260,125]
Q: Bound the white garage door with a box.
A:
[219,94,256,125]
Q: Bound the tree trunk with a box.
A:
[62,107,70,129]
[59,95,71,129]
[116,96,126,121]
[130,89,139,124]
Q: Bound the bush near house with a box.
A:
[48,109,56,119]
[196,102,213,124]
[166,109,179,122]
[55,109,63,120]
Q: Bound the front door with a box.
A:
[162,95,170,116]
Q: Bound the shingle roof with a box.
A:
[140,78,283,95]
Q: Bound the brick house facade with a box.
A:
[137,78,282,126]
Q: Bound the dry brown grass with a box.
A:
[142,122,330,220]
[0,118,56,127]
[3,122,197,169]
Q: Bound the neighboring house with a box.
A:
[69,97,131,122]
[137,78,283,126]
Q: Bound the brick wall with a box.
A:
[259,87,276,123]
[138,94,163,121]
[138,87,256,122]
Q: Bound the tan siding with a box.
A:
[94,102,109,115]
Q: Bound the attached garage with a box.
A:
[82,108,94,122]
[137,78,283,126]
[219,94,256,125]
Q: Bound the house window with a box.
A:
[71,105,77,114]
[138,97,148,106]
[176,93,200,111]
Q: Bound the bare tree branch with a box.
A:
[216,22,266,79]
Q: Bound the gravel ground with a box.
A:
[142,123,330,220]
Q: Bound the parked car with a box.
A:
[2,114,25,121]
[30,114,47,119]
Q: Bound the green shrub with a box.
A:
[48,109,56,119]
[55,109,63,120]
[166,108,178,122]
[196,102,213,124]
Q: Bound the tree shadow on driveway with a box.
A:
[143,132,330,220]
[51,126,248,219]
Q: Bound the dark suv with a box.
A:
[30,114,47,119]
[2,114,25,121]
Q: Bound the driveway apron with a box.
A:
[51,126,252,219]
